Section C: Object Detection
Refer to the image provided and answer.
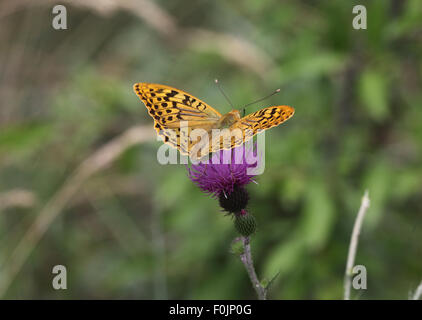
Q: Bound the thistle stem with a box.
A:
[239,236,267,300]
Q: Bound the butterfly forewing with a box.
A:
[133,83,221,154]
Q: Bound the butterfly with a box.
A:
[133,83,294,159]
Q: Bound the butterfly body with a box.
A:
[216,110,241,129]
[133,83,294,159]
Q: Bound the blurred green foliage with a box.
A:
[0,0,421,299]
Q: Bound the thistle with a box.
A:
[187,144,259,234]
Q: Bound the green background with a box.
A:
[0,0,421,299]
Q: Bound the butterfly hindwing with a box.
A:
[224,105,295,149]
[202,106,294,154]
[238,105,294,131]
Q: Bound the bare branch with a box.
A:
[0,189,37,211]
[410,281,422,300]
[344,190,370,300]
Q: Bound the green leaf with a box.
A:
[264,237,305,278]
[362,162,392,227]
[263,271,280,290]
[0,123,51,154]
[299,180,335,250]
[230,238,244,256]
[359,70,390,121]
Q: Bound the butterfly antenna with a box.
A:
[241,88,281,116]
[215,79,234,109]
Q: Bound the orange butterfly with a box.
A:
[133,83,294,159]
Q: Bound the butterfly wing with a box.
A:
[133,83,222,155]
[208,105,295,153]
[235,105,295,133]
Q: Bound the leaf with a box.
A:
[359,70,390,121]
[362,161,392,227]
[230,238,244,256]
[263,271,280,290]
[299,180,335,250]
[0,123,51,155]
[264,237,305,278]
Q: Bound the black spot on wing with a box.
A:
[166,90,178,98]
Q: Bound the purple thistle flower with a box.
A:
[187,144,259,200]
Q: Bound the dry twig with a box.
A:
[344,190,370,300]
[0,189,37,211]
[411,281,422,300]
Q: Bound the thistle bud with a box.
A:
[234,209,256,236]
